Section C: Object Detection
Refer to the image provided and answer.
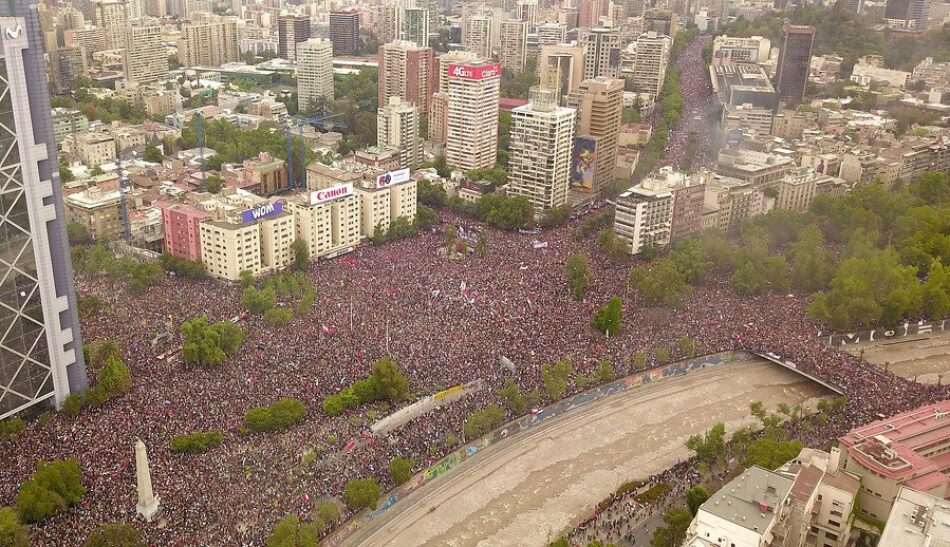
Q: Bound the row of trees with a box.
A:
[418,179,536,232]
[322,358,410,416]
[242,270,318,324]
[63,340,132,414]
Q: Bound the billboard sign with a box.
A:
[448,63,502,81]
[310,183,353,205]
[376,168,410,189]
[726,129,743,150]
[241,201,283,223]
[570,136,598,191]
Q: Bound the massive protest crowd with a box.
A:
[0,206,945,546]
[1,34,946,547]
[661,35,716,170]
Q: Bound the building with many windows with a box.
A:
[507,88,576,212]
[578,26,621,80]
[94,0,128,51]
[538,43,587,103]
[177,15,240,68]
[64,186,123,240]
[378,40,435,113]
[296,38,334,113]
[0,6,88,418]
[287,183,361,260]
[159,202,210,262]
[711,35,771,63]
[446,60,501,171]
[277,15,310,62]
[499,19,528,73]
[614,177,674,255]
[774,23,815,108]
[124,20,168,84]
[329,10,360,56]
[631,32,672,97]
[566,77,623,194]
[49,46,87,95]
[463,15,493,60]
[378,97,422,170]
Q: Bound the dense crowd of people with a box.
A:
[1,36,946,547]
[662,35,716,171]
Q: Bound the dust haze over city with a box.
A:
[0,0,949,545]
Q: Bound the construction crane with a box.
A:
[116,149,134,245]
[195,111,208,192]
[283,112,345,192]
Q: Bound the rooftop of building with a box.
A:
[698,466,794,533]
[880,487,950,547]
[838,400,950,482]
[64,185,122,207]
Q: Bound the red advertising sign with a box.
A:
[448,63,502,80]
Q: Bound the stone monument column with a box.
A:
[135,439,160,522]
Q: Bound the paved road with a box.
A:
[340,357,828,547]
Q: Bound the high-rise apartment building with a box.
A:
[277,15,311,62]
[401,7,429,47]
[50,47,88,95]
[508,88,577,212]
[378,40,435,113]
[518,0,538,29]
[94,0,128,51]
[463,15,492,59]
[578,0,606,27]
[435,50,479,91]
[378,97,422,169]
[178,16,239,67]
[124,21,168,84]
[296,38,334,112]
[632,31,672,96]
[538,43,586,102]
[614,180,674,255]
[536,22,567,45]
[578,26,621,80]
[329,10,360,56]
[774,23,814,108]
[0,5,88,419]
[428,92,448,146]
[566,77,623,194]
[446,60,502,171]
[378,1,401,44]
[499,20,528,73]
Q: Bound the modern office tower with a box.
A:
[499,19,528,73]
[632,31,672,96]
[296,38,334,113]
[144,0,166,17]
[578,26,621,80]
[446,60,501,171]
[378,40,435,113]
[774,23,814,108]
[508,88,577,212]
[538,43,586,102]
[50,47,88,95]
[177,16,239,67]
[329,10,359,56]
[463,15,492,59]
[277,15,311,62]
[435,50,478,91]
[884,0,929,28]
[0,3,88,419]
[566,77,623,194]
[518,0,538,29]
[124,21,168,84]
[401,7,429,47]
[94,0,128,51]
[536,22,567,45]
[378,97,422,169]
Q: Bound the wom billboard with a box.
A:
[570,136,597,191]
[241,201,283,223]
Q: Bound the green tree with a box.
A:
[463,404,506,439]
[592,297,623,336]
[243,285,277,314]
[170,430,224,454]
[594,361,615,383]
[15,459,85,523]
[143,144,163,163]
[564,253,593,300]
[630,259,691,307]
[540,205,570,229]
[291,239,309,272]
[542,358,573,401]
[266,515,319,547]
[83,523,146,547]
[67,221,90,244]
[372,358,410,402]
[686,486,710,516]
[444,225,457,250]
[315,501,341,523]
[0,507,28,547]
[343,478,381,511]
[389,457,414,486]
[743,438,803,470]
[498,379,528,414]
[650,508,692,547]
[597,229,628,260]
[263,307,294,326]
[685,423,727,470]
[181,317,245,367]
[669,239,709,283]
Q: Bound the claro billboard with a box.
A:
[310,183,353,205]
[447,63,502,80]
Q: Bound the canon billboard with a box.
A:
[375,168,410,189]
[310,183,354,205]
[447,62,502,80]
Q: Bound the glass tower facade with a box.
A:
[0,4,87,419]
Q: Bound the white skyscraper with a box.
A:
[446,60,501,171]
[632,31,672,96]
[463,15,493,59]
[508,88,577,212]
[296,38,334,112]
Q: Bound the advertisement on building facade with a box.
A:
[726,129,743,150]
[570,136,598,191]
[447,63,502,80]
[376,168,410,189]
[241,201,283,223]
[310,183,354,205]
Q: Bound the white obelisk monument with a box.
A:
[135,439,160,522]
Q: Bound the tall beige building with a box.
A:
[579,26,621,80]
[446,60,502,172]
[95,0,129,51]
[499,19,528,73]
[538,43,587,103]
[567,77,623,194]
[296,38,334,113]
[436,50,479,92]
[378,97,422,170]
[178,16,240,67]
[463,15,493,59]
[632,31,672,97]
[124,21,168,84]
[378,41,434,113]
[508,88,576,212]
[199,200,295,281]
[288,183,361,260]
